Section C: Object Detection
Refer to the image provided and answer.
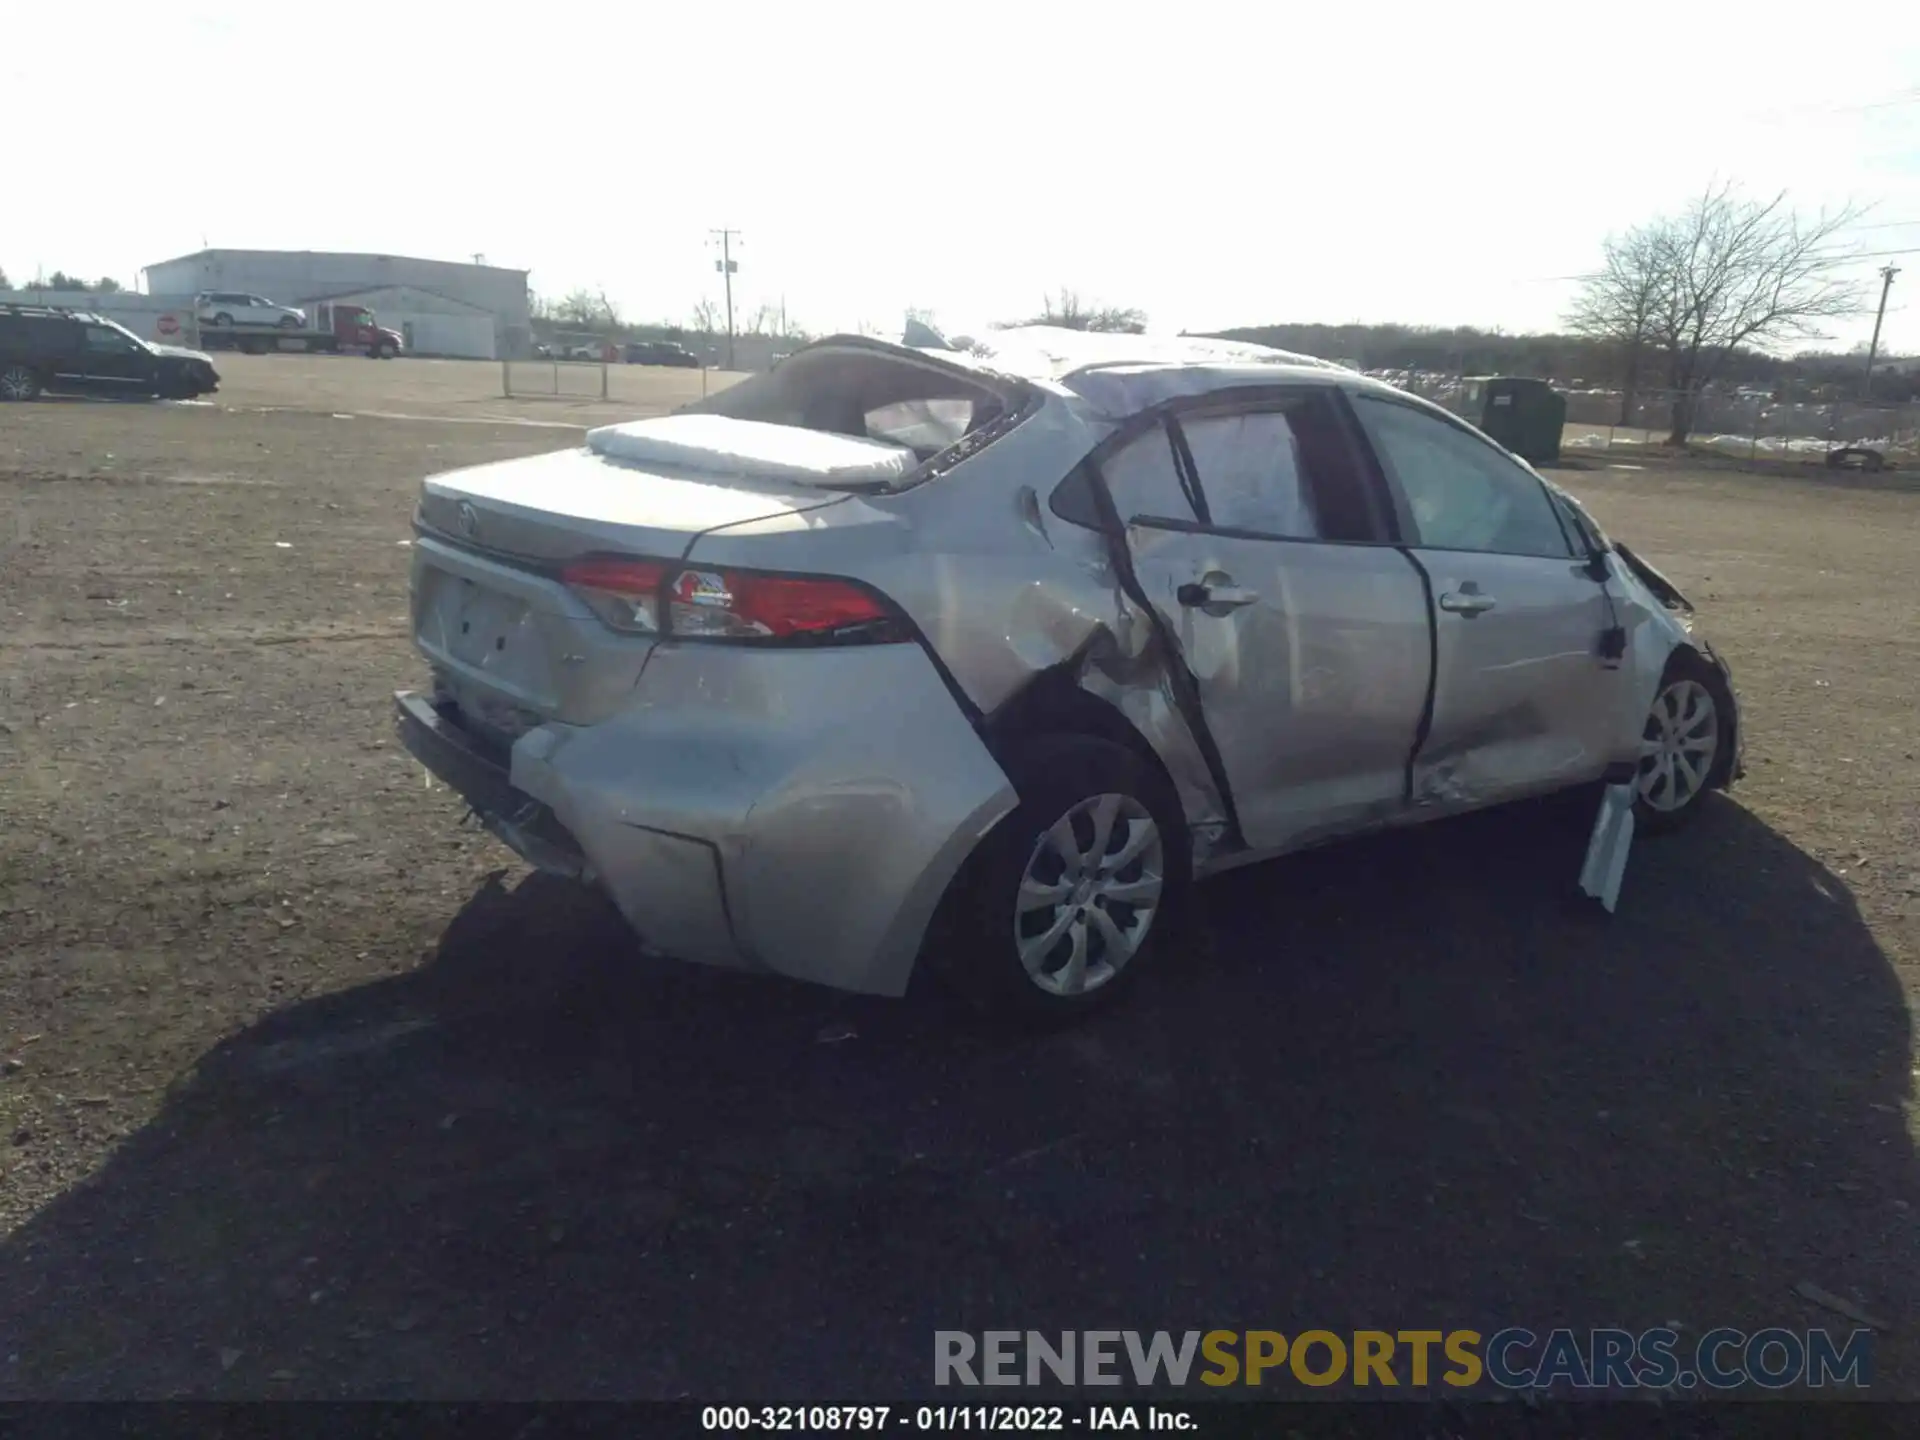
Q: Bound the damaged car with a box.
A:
[394,327,1742,1017]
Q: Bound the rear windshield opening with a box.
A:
[688,343,1020,464]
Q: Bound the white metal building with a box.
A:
[141,249,531,356]
[296,284,500,359]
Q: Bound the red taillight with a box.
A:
[561,555,902,644]
[560,556,666,635]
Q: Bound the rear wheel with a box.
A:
[0,364,43,401]
[1634,651,1732,832]
[211,312,233,326]
[930,735,1189,1020]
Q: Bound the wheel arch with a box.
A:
[1663,641,1741,790]
[977,664,1192,853]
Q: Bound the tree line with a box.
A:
[0,269,125,293]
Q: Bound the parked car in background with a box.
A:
[395,328,1742,1020]
[0,305,219,401]
[560,337,613,362]
[196,291,305,329]
[623,340,701,368]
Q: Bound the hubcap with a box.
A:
[1638,677,1718,812]
[0,369,32,399]
[1014,793,1164,997]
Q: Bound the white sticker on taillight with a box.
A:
[672,570,734,608]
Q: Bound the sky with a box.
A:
[8,0,1919,355]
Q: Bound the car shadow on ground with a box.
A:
[1,795,1912,1399]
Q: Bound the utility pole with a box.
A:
[1862,264,1899,400]
[710,229,741,370]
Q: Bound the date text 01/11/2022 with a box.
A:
[700,1406,1197,1431]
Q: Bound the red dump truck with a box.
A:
[195,300,404,358]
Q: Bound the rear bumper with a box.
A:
[395,641,1018,997]
[397,690,743,972]
[394,691,590,878]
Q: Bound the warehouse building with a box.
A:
[141,249,531,359]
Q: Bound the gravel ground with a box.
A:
[0,360,1915,1400]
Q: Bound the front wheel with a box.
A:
[930,735,1189,1020]
[1634,652,1733,832]
[278,315,301,329]
[0,363,43,401]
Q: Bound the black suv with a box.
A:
[623,339,702,368]
[0,305,220,402]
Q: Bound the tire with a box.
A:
[929,734,1189,1021]
[278,315,301,329]
[211,312,233,327]
[1634,649,1734,834]
[0,363,43,401]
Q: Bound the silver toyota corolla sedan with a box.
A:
[395,327,1743,1017]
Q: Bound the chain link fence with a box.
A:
[1389,373,1917,470]
[501,358,611,401]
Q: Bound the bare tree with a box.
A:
[690,298,722,333]
[740,303,783,336]
[1571,185,1864,444]
[558,288,600,328]
[1002,288,1148,334]
[1565,224,1665,424]
[596,289,622,330]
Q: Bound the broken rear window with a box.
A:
[688,344,1020,471]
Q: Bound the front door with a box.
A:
[52,325,156,396]
[1349,393,1625,810]
[1110,393,1431,853]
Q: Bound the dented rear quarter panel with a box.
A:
[685,390,1241,854]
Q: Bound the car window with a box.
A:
[1175,411,1319,538]
[865,398,972,453]
[84,326,141,354]
[1100,422,1200,524]
[1352,396,1572,558]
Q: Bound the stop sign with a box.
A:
[157,313,181,337]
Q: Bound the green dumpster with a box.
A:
[1460,376,1566,463]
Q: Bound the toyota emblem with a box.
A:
[456,501,480,538]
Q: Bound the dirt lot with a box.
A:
[1,355,1916,1400]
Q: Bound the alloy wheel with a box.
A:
[0,366,36,400]
[1013,793,1164,997]
[1638,677,1719,813]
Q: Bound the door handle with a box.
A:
[1438,590,1497,616]
[1177,582,1260,610]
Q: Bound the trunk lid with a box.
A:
[415,415,916,563]
[411,416,911,735]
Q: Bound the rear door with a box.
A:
[1110,389,1432,853]
[1348,392,1624,809]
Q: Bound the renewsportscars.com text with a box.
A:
[934,1328,1871,1391]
